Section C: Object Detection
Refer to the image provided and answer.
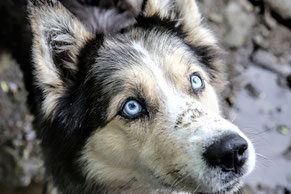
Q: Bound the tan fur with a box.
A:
[177,0,217,46]
[106,67,160,120]
[143,0,173,18]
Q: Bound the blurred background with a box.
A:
[0,0,290,193]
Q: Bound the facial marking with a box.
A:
[80,30,255,194]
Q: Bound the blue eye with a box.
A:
[191,73,204,91]
[123,100,142,118]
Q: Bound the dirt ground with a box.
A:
[0,0,290,193]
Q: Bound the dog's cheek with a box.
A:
[199,85,220,114]
[86,122,140,164]
[139,124,193,173]
[79,120,144,184]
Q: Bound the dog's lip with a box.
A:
[197,180,240,193]
[218,179,241,193]
[161,171,241,193]
[156,165,245,192]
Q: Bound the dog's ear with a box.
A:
[139,0,217,46]
[138,0,224,91]
[28,0,94,115]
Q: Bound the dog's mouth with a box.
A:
[191,179,241,193]
[215,179,241,193]
[156,170,243,193]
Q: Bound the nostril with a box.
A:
[220,153,235,172]
[238,144,248,156]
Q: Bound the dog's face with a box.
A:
[29,0,255,193]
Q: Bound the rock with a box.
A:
[0,148,43,187]
[240,185,256,194]
[224,2,256,48]
[209,13,224,24]
[0,53,44,188]
[0,81,9,93]
[245,83,261,98]
[239,0,254,12]
[264,11,277,29]
[253,34,269,49]
[263,0,291,20]
[283,145,291,160]
[259,25,270,38]
[252,50,291,76]
[229,65,291,190]
[225,95,236,107]
[277,125,289,135]
[252,50,277,69]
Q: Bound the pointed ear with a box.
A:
[138,0,225,91]
[139,0,217,46]
[28,0,94,115]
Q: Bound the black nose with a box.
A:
[204,134,248,173]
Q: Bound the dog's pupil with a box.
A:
[193,77,200,84]
[129,103,136,110]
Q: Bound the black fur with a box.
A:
[32,0,54,6]
[140,0,148,14]
[135,14,186,39]
[38,34,129,194]
[134,15,221,84]
[186,44,222,82]
[0,1,134,193]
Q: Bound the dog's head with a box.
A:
[29,0,255,193]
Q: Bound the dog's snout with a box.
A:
[204,134,248,173]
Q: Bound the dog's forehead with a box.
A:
[90,32,218,120]
[96,33,207,93]
[98,31,209,79]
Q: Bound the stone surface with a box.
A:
[264,0,291,20]
[229,65,291,192]
[0,53,44,188]
[252,49,291,76]
[224,2,256,48]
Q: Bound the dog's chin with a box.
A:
[201,174,243,193]
[186,180,241,194]
[220,179,242,192]
[162,172,243,194]
[215,180,242,194]
[160,181,241,194]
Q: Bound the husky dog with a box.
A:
[28,0,256,193]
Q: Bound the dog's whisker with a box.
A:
[256,153,268,160]
[174,173,192,191]
[170,174,186,192]
[230,114,237,123]
[193,183,201,193]
[241,128,268,136]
